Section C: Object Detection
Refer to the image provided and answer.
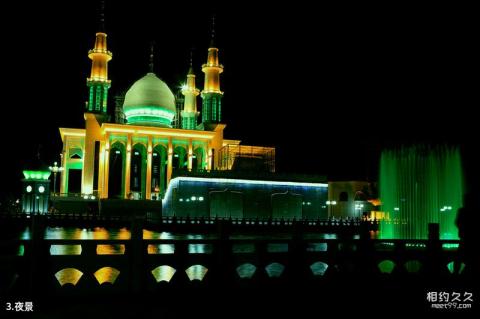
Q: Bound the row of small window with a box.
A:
[179,196,205,202]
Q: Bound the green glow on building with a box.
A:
[442,243,459,250]
[124,106,175,127]
[201,93,222,123]
[23,170,51,180]
[86,81,110,114]
[181,114,196,130]
[379,145,464,239]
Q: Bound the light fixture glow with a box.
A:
[163,176,328,206]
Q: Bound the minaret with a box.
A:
[201,16,224,128]
[82,1,112,196]
[181,52,200,130]
[86,1,112,114]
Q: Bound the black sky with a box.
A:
[0,0,477,199]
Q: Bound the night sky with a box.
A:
[1,1,477,200]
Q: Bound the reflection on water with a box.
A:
[143,230,174,240]
[232,233,339,240]
[15,227,351,242]
[13,227,354,257]
[45,227,131,240]
[143,229,217,240]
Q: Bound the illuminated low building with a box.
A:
[22,157,51,214]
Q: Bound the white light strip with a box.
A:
[174,176,328,188]
[163,176,328,204]
[124,109,175,119]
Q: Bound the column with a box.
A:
[146,136,153,200]
[124,134,132,199]
[98,133,110,198]
[207,143,213,171]
[167,138,173,185]
[82,118,97,195]
[188,139,193,171]
[98,140,105,198]
[60,139,67,194]
[103,135,110,198]
[203,146,208,170]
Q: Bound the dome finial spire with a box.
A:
[188,49,194,74]
[99,0,105,32]
[210,14,216,48]
[149,41,155,73]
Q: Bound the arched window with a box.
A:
[150,145,168,197]
[151,150,161,192]
[354,191,367,201]
[130,144,146,199]
[172,146,187,170]
[108,146,124,198]
[192,147,205,171]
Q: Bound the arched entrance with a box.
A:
[108,142,125,199]
[193,147,205,171]
[151,145,168,199]
[172,146,187,171]
[131,144,147,199]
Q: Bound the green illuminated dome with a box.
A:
[123,72,176,127]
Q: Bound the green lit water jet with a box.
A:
[379,145,464,239]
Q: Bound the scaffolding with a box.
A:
[218,144,276,173]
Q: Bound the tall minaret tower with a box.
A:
[82,1,112,196]
[201,16,224,129]
[86,1,112,114]
[181,52,200,130]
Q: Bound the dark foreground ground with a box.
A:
[2,274,477,318]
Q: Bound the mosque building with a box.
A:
[53,18,375,220]
[59,21,275,200]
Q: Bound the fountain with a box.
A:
[379,145,464,239]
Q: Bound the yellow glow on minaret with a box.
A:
[182,68,200,113]
[88,32,112,83]
[202,46,223,94]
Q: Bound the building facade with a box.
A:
[59,25,273,201]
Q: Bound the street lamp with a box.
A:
[49,161,64,196]
[326,200,337,218]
